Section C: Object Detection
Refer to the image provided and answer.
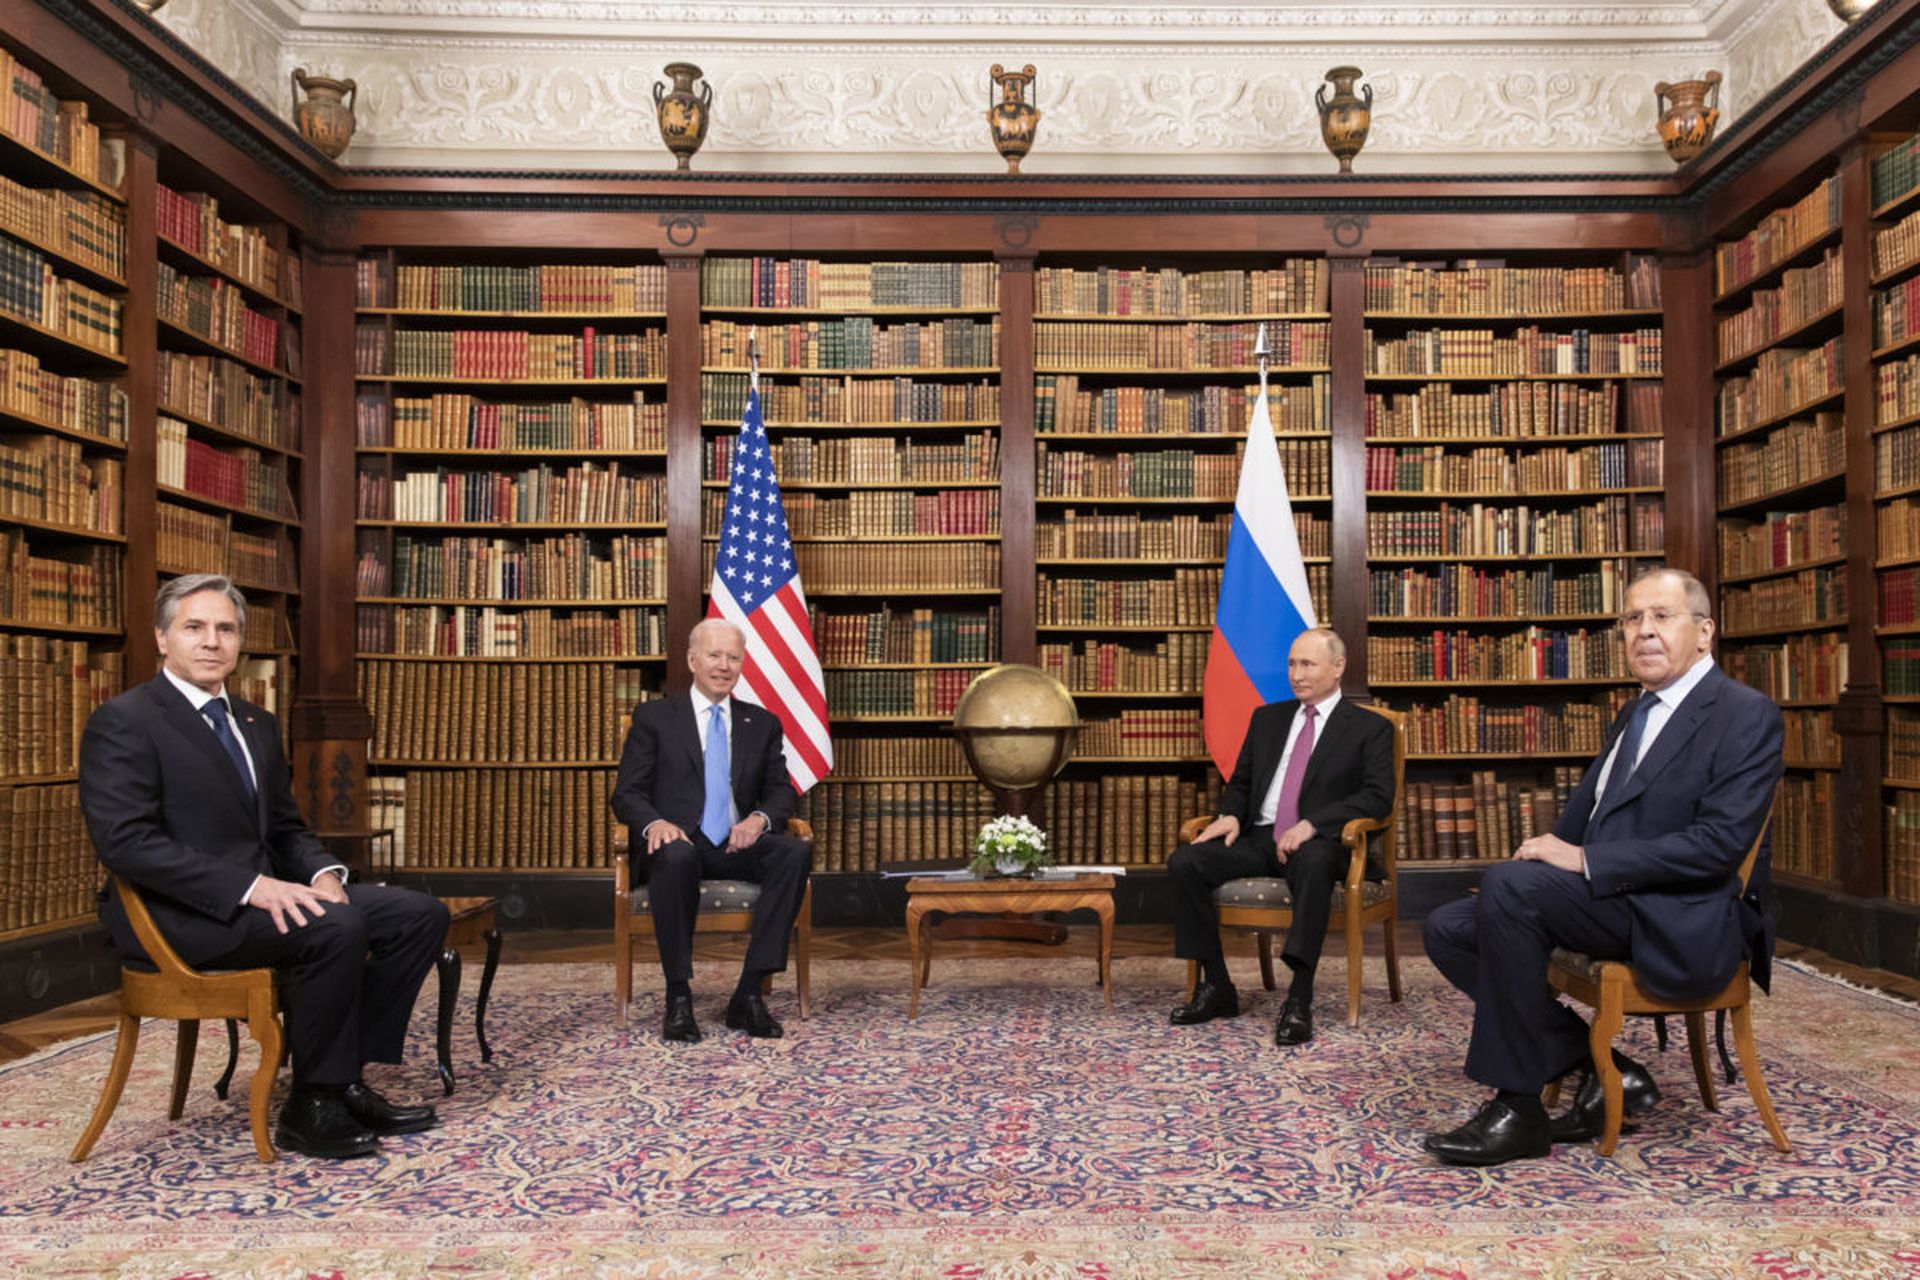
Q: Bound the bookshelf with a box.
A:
[697,257,1006,872]
[1362,254,1666,864]
[1031,261,1333,865]
[1874,131,1920,905]
[352,252,670,871]
[0,40,127,939]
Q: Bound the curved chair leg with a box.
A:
[1729,1002,1791,1154]
[214,1018,241,1100]
[1345,900,1364,1027]
[245,995,282,1164]
[1589,995,1629,1157]
[794,887,813,1019]
[1654,1014,1670,1053]
[169,1020,199,1120]
[476,927,500,1063]
[1256,932,1277,991]
[1184,959,1199,1003]
[1383,915,1404,1004]
[1685,1011,1719,1112]
[70,1012,142,1162]
[1716,1007,1737,1084]
[435,946,461,1097]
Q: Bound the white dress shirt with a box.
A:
[1587,656,1718,822]
[1258,688,1343,826]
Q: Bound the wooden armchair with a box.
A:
[1543,807,1790,1157]
[1180,703,1408,1027]
[71,876,284,1163]
[612,818,815,1023]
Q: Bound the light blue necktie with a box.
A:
[701,703,732,845]
[1589,694,1655,838]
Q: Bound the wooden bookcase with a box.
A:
[350,251,671,873]
[0,40,127,939]
[696,256,1004,873]
[1030,259,1332,865]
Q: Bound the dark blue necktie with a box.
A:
[1596,694,1655,819]
[701,703,732,845]
[203,697,257,803]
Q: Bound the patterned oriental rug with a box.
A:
[2,955,1918,1279]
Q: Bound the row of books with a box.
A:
[1365,441,1662,493]
[1036,511,1234,562]
[358,603,666,660]
[153,504,294,591]
[367,769,620,870]
[720,487,999,539]
[1715,176,1839,298]
[1366,328,1662,378]
[1885,643,1920,697]
[1364,259,1659,315]
[360,462,666,525]
[0,176,123,279]
[1717,339,1844,436]
[1036,633,1209,693]
[823,668,974,717]
[0,243,122,355]
[0,638,122,778]
[0,55,121,189]
[1876,207,1920,282]
[357,392,667,452]
[1884,356,1920,427]
[1875,274,1920,350]
[1037,568,1224,628]
[365,262,668,314]
[787,542,1000,593]
[156,184,291,305]
[796,780,999,873]
[1719,412,1845,506]
[1718,247,1843,364]
[811,606,1001,665]
[701,258,1000,312]
[1883,796,1920,906]
[1364,495,1662,557]
[1035,375,1329,436]
[1879,563,1920,627]
[1782,707,1840,768]
[1077,709,1208,759]
[0,533,119,628]
[1034,263,1328,318]
[702,372,1000,427]
[703,317,999,372]
[0,347,125,440]
[239,595,286,653]
[1880,424,1920,496]
[1367,628,1627,683]
[1047,773,1224,866]
[156,421,294,519]
[705,431,1000,485]
[1728,564,1843,637]
[1389,694,1622,756]
[1722,636,1847,703]
[156,349,297,451]
[1870,133,1920,211]
[0,783,94,931]
[1367,560,1639,620]
[1718,503,1845,580]
[366,328,669,381]
[155,262,282,370]
[1366,379,1662,438]
[0,434,120,532]
[826,732,970,776]
[1392,768,1586,862]
[1773,774,1834,881]
[1886,707,1920,781]
[1033,320,1329,372]
[1036,444,1305,501]
[359,659,643,762]
[368,533,666,600]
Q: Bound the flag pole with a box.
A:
[1254,320,1270,395]
[748,324,760,395]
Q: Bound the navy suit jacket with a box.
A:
[1216,697,1396,854]
[1554,662,1784,998]
[610,689,798,882]
[78,675,334,967]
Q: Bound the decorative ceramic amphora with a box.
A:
[987,64,1041,175]
[291,69,357,160]
[653,62,713,171]
[1315,66,1373,175]
[1654,72,1722,165]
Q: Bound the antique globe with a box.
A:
[951,663,1079,812]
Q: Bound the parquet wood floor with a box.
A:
[4,923,1912,1065]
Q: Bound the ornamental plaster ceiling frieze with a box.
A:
[153,0,1844,175]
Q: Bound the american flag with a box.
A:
[708,379,834,791]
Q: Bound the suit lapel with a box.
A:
[1297,698,1347,794]
[231,699,271,828]
[730,702,760,795]
[149,677,260,823]
[1250,702,1298,807]
[676,691,706,776]
[1589,669,1720,828]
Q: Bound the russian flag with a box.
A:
[1203,375,1318,774]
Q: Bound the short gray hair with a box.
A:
[687,616,744,652]
[1295,626,1346,662]
[1630,567,1712,621]
[155,574,247,631]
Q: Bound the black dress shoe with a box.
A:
[1169,981,1241,1025]
[275,1090,381,1160]
[1551,1053,1661,1143]
[1273,996,1314,1046]
[342,1081,439,1135]
[662,995,702,1043]
[725,991,784,1038]
[1423,1098,1553,1167]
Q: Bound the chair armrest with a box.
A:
[1340,816,1388,888]
[1178,814,1208,843]
[788,818,814,842]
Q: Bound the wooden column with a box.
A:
[662,248,705,694]
[115,128,158,678]
[997,248,1037,667]
[1657,249,1716,585]
[1327,249,1369,691]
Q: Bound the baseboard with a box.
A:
[0,922,119,1027]
[1774,880,1920,981]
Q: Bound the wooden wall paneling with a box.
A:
[997,248,1036,667]
[118,130,158,675]
[663,248,705,691]
[1656,247,1716,580]
[1327,251,1369,689]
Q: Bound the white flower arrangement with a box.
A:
[971,814,1051,878]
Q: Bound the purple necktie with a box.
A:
[1272,704,1317,829]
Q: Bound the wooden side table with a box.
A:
[903,874,1116,1019]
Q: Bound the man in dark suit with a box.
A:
[79,575,448,1160]
[611,617,811,1043]
[1421,567,1784,1166]
[1167,627,1395,1046]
